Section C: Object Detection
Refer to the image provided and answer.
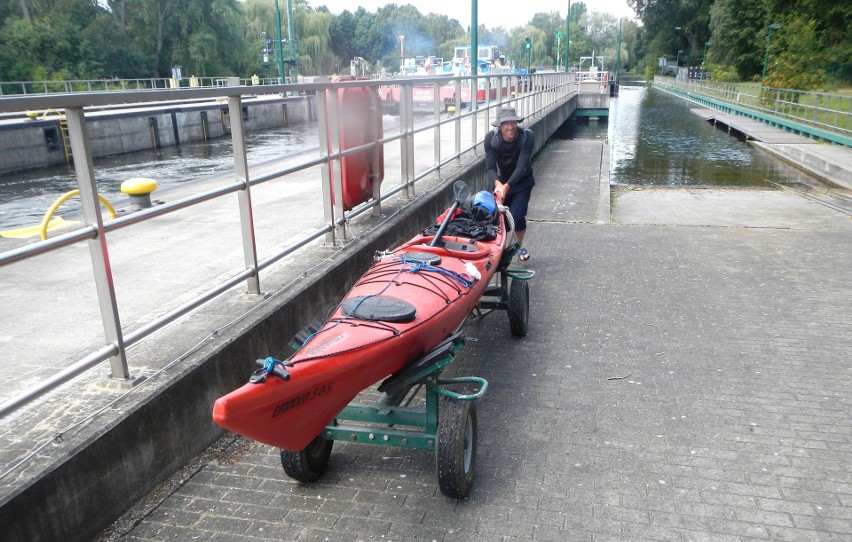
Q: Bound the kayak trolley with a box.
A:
[280,332,486,498]
[280,255,534,498]
[476,246,536,336]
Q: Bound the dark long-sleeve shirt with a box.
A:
[484,127,535,191]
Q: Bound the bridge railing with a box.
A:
[0,71,576,419]
[0,76,299,96]
[654,76,852,143]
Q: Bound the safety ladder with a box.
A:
[59,116,72,163]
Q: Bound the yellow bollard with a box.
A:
[190,76,199,87]
[251,74,260,85]
[121,177,159,211]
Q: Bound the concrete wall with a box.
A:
[750,141,852,190]
[577,92,610,111]
[0,96,316,175]
[0,100,575,542]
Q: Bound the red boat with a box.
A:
[213,182,509,451]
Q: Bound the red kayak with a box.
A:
[213,183,508,451]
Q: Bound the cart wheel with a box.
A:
[280,435,333,483]
[507,277,529,337]
[436,396,477,498]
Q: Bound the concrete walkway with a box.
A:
[93,137,852,541]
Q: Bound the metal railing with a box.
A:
[0,75,298,96]
[654,76,852,145]
[0,71,576,418]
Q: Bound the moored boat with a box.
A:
[213,182,510,451]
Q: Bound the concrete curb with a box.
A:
[598,138,612,224]
[750,141,852,190]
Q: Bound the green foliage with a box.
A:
[762,18,827,91]
[706,63,739,82]
[631,0,850,86]
[5,0,846,87]
[708,0,767,79]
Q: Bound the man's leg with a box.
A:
[507,186,532,245]
[506,186,532,260]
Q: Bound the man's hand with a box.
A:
[494,180,508,201]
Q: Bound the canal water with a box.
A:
[560,80,810,187]
[0,124,320,231]
[0,83,816,231]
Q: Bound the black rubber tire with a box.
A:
[507,277,530,337]
[280,435,333,483]
[436,396,477,498]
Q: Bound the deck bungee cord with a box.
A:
[397,256,476,289]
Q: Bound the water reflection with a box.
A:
[562,81,808,188]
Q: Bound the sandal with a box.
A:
[517,248,530,262]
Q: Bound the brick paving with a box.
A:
[102,138,852,541]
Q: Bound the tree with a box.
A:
[297,10,336,75]
[629,0,713,70]
[708,0,766,79]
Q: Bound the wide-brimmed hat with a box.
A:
[491,107,524,127]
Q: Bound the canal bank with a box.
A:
[4,112,852,542]
[0,101,581,542]
[749,141,852,190]
[2,81,851,541]
[98,143,851,541]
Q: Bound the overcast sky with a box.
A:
[308,1,638,31]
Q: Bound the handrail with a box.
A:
[0,76,297,97]
[0,71,577,419]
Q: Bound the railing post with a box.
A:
[64,107,131,381]
[329,87,348,240]
[433,81,441,175]
[471,75,478,156]
[316,88,336,245]
[484,75,493,131]
[399,83,414,198]
[406,83,416,196]
[369,86,383,217]
[227,95,261,295]
[454,80,462,165]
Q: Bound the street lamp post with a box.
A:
[556,31,562,71]
[273,0,285,83]
[566,0,571,70]
[704,42,711,63]
[762,23,781,82]
[674,26,690,67]
[676,50,683,67]
[260,32,272,80]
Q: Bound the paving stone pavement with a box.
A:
[101,138,852,541]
